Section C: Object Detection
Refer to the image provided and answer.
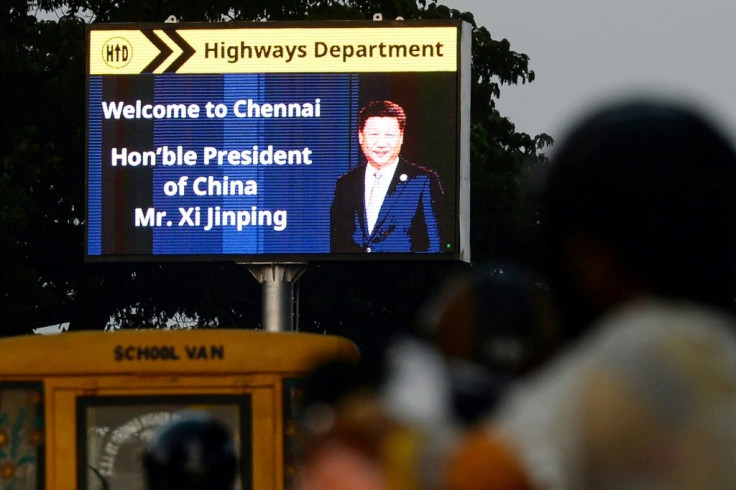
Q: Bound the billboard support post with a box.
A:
[246,263,308,332]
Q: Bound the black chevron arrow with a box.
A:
[141,30,172,73]
[164,30,195,73]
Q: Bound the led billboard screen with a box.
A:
[86,20,470,261]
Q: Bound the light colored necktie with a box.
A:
[366,170,382,234]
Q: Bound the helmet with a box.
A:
[143,412,237,490]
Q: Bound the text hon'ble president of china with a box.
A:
[330,100,444,253]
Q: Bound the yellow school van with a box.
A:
[0,329,358,489]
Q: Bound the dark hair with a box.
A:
[541,99,736,328]
[358,100,407,132]
[143,413,237,490]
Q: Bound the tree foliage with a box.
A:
[0,0,550,350]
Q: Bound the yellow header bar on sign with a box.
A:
[89,26,458,75]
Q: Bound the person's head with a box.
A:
[540,98,736,340]
[418,264,557,423]
[358,100,406,170]
[142,412,237,490]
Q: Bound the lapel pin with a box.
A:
[399,174,408,182]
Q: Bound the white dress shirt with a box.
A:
[364,160,398,234]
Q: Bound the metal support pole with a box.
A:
[246,263,308,332]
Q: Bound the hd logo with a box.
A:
[95,31,194,73]
[102,37,132,68]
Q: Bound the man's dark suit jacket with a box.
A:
[330,158,443,253]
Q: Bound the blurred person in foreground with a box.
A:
[293,265,553,490]
[445,99,736,490]
[143,412,237,490]
[386,264,557,430]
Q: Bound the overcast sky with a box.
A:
[442,0,736,144]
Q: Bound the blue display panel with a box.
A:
[86,22,466,261]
